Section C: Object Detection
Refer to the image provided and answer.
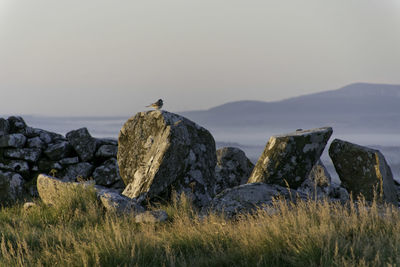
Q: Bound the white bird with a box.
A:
[146,99,163,110]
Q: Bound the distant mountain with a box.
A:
[181,83,400,133]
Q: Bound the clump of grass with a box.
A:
[0,189,400,266]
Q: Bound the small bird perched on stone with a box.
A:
[146,99,163,110]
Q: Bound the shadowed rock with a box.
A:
[60,162,93,181]
[248,127,332,189]
[0,119,10,137]
[92,158,121,187]
[66,128,97,162]
[0,170,24,205]
[118,110,217,207]
[3,148,41,163]
[329,139,398,204]
[215,147,254,195]
[44,141,73,160]
[0,134,27,148]
[297,159,332,198]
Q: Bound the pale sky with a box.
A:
[1,0,400,116]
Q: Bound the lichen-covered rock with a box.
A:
[118,110,217,207]
[329,139,398,204]
[0,119,10,136]
[66,128,97,162]
[297,160,332,198]
[92,158,121,186]
[0,159,30,176]
[0,134,27,148]
[60,162,93,181]
[248,127,332,189]
[95,144,118,158]
[215,147,254,195]
[44,141,73,160]
[3,148,42,163]
[27,137,46,149]
[208,183,306,218]
[0,170,24,205]
[37,174,144,214]
[135,210,168,223]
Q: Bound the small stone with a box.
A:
[135,210,168,223]
[23,202,37,210]
[59,157,79,166]
[0,134,27,148]
[27,137,46,149]
[60,162,93,181]
[66,128,97,162]
[3,148,41,163]
[95,145,118,158]
[92,158,121,186]
[0,159,30,176]
[44,141,73,160]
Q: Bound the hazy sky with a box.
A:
[1,0,400,116]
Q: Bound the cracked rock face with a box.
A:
[248,127,332,189]
[208,183,306,218]
[329,139,398,204]
[214,147,254,195]
[118,110,217,207]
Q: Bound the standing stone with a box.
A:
[0,170,24,205]
[118,111,216,207]
[66,128,97,162]
[329,139,398,204]
[0,119,10,136]
[248,127,332,189]
[44,141,73,160]
[92,158,121,187]
[3,148,42,163]
[0,134,27,148]
[215,147,254,195]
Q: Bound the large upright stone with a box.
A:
[215,147,254,195]
[66,128,97,162]
[118,110,216,207]
[329,139,398,204]
[248,127,332,189]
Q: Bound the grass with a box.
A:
[0,188,400,266]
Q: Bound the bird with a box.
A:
[146,99,163,110]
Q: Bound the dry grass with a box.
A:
[0,188,399,267]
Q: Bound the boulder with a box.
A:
[329,139,398,204]
[118,111,217,207]
[208,183,306,218]
[0,119,10,136]
[95,144,118,158]
[215,147,254,195]
[37,174,144,214]
[92,158,121,187]
[27,137,46,149]
[0,134,27,148]
[297,160,332,198]
[3,148,41,163]
[248,127,332,189]
[66,128,97,162]
[60,162,93,181]
[0,170,24,205]
[44,141,73,160]
[7,116,27,134]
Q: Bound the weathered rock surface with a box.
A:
[61,162,93,181]
[248,127,332,189]
[208,183,306,218]
[3,148,41,163]
[66,128,97,162]
[92,158,121,186]
[0,170,24,205]
[37,174,144,214]
[0,134,27,148]
[27,137,46,149]
[95,145,118,158]
[297,160,332,198]
[0,119,10,136]
[329,139,398,204]
[0,159,30,176]
[119,111,217,207]
[44,141,72,160]
[215,147,254,195]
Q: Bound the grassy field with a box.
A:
[0,187,399,266]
